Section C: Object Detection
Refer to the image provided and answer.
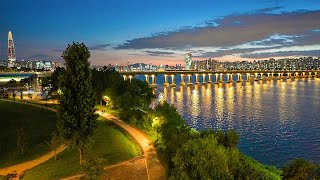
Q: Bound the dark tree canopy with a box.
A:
[58,42,98,164]
[282,158,318,180]
[50,67,65,91]
[91,65,123,104]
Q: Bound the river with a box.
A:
[136,74,320,167]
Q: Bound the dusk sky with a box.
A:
[1,0,320,66]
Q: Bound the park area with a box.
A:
[0,100,57,168]
[0,101,142,179]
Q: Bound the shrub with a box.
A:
[282,158,318,180]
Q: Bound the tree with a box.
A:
[109,79,154,122]
[16,127,27,157]
[20,90,23,100]
[200,129,240,148]
[12,91,16,103]
[172,135,232,179]
[28,93,32,101]
[49,131,60,161]
[58,42,98,165]
[91,65,122,105]
[50,67,65,92]
[153,102,197,169]
[282,158,317,180]
[81,158,104,180]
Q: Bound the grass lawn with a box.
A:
[22,116,142,180]
[8,96,60,110]
[0,100,57,168]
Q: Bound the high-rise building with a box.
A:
[7,31,16,68]
[184,53,192,70]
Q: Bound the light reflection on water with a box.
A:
[144,75,320,167]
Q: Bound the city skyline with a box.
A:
[1,0,320,66]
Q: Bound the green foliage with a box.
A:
[49,131,60,161]
[172,134,281,180]
[7,79,17,84]
[40,77,50,89]
[200,129,239,148]
[153,102,198,169]
[16,127,28,157]
[282,158,318,180]
[91,65,123,105]
[172,135,232,180]
[109,79,154,123]
[50,67,65,92]
[81,158,104,180]
[58,42,98,164]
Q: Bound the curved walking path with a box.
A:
[0,99,65,177]
[0,145,67,176]
[61,113,166,180]
[100,113,166,180]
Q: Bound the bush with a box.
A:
[282,158,318,180]
[81,158,105,180]
[200,129,240,148]
[153,103,198,169]
[172,135,233,180]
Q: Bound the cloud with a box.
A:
[21,53,58,60]
[89,43,111,50]
[253,6,284,14]
[115,10,320,50]
[52,49,64,52]
[145,50,175,56]
[241,50,320,59]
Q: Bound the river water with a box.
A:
[136,74,320,167]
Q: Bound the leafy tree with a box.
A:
[109,79,154,122]
[41,77,50,90]
[154,102,197,169]
[172,135,232,179]
[12,91,16,103]
[91,65,122,105]
[282,158,317,180]
[8,79,17,84]
[16,127,27,157]
[50,67,65,92]
[81,158,104,180]
[49,131,60,161]
[28,93,32,100]
[58,42,98,165]
[200,129,239,148]
[225,130,240,148]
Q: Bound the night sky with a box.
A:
[1,0,320,65]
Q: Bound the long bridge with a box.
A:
[120,70,320,87]
[0,71,52,90]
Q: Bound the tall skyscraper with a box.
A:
[184,53,192,70]
[7,31,16,68]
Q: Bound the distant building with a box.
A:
[7,31,16,68]
[184,53,192,70]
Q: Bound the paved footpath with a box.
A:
[100,113,166,180]
[0,145,67,176]
[62,113,166,180]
